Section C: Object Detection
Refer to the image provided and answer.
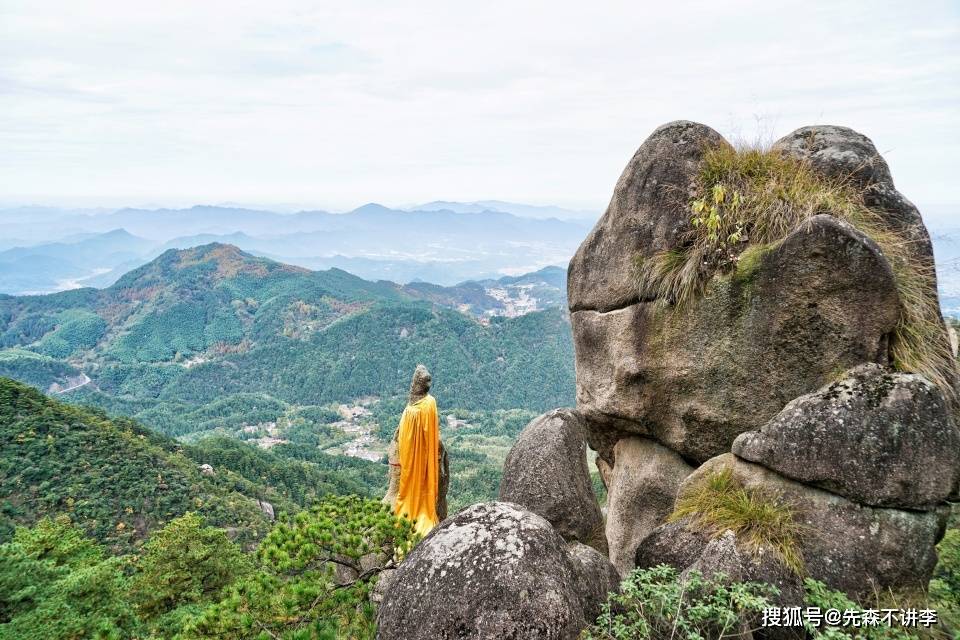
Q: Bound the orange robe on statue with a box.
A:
[394,394,440,537]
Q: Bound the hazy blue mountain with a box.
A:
[0,204,590,289]
[400,266,567,318]
[0,229,155,294]
[412,200,598,221]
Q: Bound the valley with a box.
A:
[0,243,576,518]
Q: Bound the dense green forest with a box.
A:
[0,244,575,441]
[0,378,386,550]
[0,377,452,638]
[0,500,416,639]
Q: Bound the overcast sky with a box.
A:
[1,0,957,218]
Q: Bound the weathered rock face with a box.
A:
[686,531,805,609]
[733,364,960,509]
[773,125,956,388]
[499,410,605,549]
[679,454,948,598]
[604,436,692,576]
[774,127,926,257]
[255,499,275,521]
[568,120,727,313]
[570,122,957,467]
[376,502,615,640]
[633,517,710,574]
[573,213,900,464]
[564,542,620,623]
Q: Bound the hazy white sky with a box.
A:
[1,0,958,215]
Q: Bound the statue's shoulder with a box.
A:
[405,395,437,416]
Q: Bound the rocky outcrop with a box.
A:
[256,499,275,521]
[380,122,959,637]
[559,121,956,600]
[572,213,901,464]
[774,127,930,263]
[376,502,616,640]
[733,364,960,509]
[604,436,692,576]
[676,454,949,598]
[773,125,955,390]
[499,410,604,549]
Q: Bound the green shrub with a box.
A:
[581,564,776,640]
[803,578,955,639]
[131,512,252,620]
[181,495,417,640]
[929,525,960,638]
[670,468,805,574]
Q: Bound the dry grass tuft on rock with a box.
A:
[635,141,955,402]
[670,468,805,575]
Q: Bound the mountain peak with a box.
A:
[110,243,307,291]
[351,203,394,215]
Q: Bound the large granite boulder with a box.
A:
[677,454,948,598]
[774,125,955,388]
[376,502,617,640]
[604,436,692,576]
[568,120,727,313]
[633,517,711,573]
[565,542,621,623]
[733,364,960,509]
[499,410,605,549]
[570,122,956,466]
[572,213,900,463]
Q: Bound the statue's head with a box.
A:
[408,364,432,404]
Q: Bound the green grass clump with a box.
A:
[636,142,955,402]
[582,564,777,640]
[670,468,805,575]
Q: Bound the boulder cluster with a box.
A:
[376,122,960,639]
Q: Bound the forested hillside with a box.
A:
[0,244,575,442]
[0,377,386,551]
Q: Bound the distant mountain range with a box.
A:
[408,200,597,220]
[0,202,593,293]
